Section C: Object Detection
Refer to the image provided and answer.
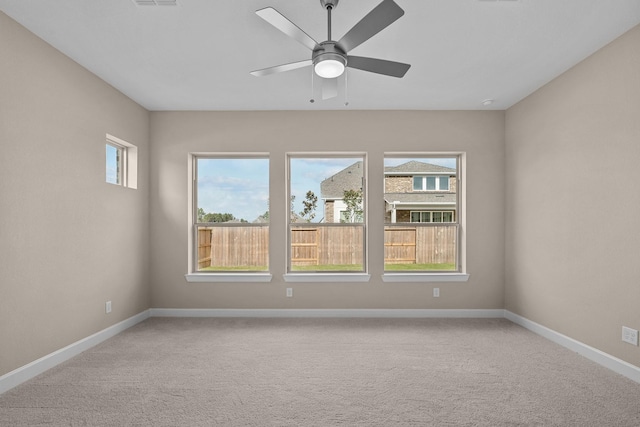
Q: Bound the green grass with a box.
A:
[384,263,456,271]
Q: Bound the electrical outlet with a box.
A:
[433,288,440,298]
[105,301,112,314]
[622,326,638,346]
[286,288,293,298]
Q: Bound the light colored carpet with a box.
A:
[1,317,639,426]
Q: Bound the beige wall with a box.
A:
[149,110,505,310]
[505,25,640,366]
[5,6,638,381]
[0,12,150,376]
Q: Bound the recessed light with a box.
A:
[482,99,494,106]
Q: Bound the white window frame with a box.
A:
[185,153,272,283]
[410,210,455,223]
[284,153,370,283]
[383,153,468,283]
[106,134,137,189]
[412,175,450,192]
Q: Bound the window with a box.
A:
[410,211,455,223]
[413,175,450,191]
[287,155,366,274]
[106,143,123,185]
[193,155,269,273]
[105,134,138,189]
[384,155,461,273]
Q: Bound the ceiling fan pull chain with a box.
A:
[344,69,349,106]
[310,69,315,103]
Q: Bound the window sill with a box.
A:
[185,273,273,283]
[381,273,470,283]
[283,273,371,283]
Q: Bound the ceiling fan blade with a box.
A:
[322,77,338,100]
[250,60,312,77]
[337,0,404,53]
[347,56,410,78]
[256,7,318,51]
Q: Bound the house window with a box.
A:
[413,175,450,191]
[385,155,460,272]
[105,134,138,189]
[288,155,366,273]
[106,143,123,185]
[410,211,455,223]
[193,155,269,272]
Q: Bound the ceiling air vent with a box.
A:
[133,0,178,6]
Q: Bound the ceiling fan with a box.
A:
[250,0,411,101]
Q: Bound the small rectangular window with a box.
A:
[440,176,449,191]
[106,134,138,189]
[413,176,422,191]
[106,143,123,185]
[426,176,436,190]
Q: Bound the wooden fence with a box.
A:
[384,226,456,265]
[197,225,456,269]
[290,226,364,267]
[198,226,269,269]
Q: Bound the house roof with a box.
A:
[320,161,364,200]
[384,193,457,206]
[321,160,455,199]
[384,161,456,175]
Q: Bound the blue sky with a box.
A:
[197,158,270,222]
[196,156,457,222]
[106,144,119,184]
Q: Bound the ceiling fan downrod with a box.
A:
[321,0,338,40]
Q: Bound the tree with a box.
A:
[299,191,318,222]
[290,195,297,222]
[197,207,206,222]
[259,195,302,222]
[342,189,363,223]
[198,210,246,223]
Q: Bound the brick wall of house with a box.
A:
[385,176,412,193]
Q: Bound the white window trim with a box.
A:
[187,152,270,278]
[185,273,273,283]
[106,134,138,189]
[381,273,469,283]
[286,152,368,275]
[283,273,371,283]
[383,152,467,282]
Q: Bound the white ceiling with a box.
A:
[2,0,639,111]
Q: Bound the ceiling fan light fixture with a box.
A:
[314,53,346,78]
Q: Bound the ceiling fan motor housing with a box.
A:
[312,41,347,67]
[320,0,339,10]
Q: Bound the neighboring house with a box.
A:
[320,160,456,223]
[321,161,365,223]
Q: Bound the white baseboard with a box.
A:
[505,310,640,384]
[0,310,150,395]
[149,308,506,318]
